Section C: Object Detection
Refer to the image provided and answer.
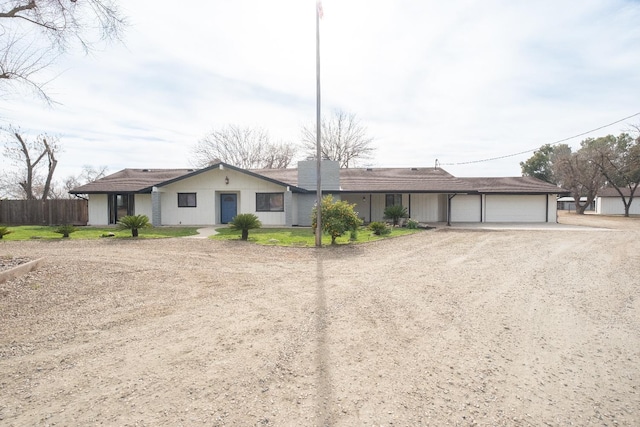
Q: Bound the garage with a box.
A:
[450,194,481,222]
[484,194,549,222]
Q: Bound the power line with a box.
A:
[439,111,640,166]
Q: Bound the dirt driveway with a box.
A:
[1,213,639,426]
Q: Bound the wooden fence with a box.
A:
[0,199,88,226]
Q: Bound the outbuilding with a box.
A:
[595,187,640,215]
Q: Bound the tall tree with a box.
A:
[301,109,375,168]
[586,133,640,217]
[0,0,125,101]
[551,142,605,215]
[1,127,60,200]
[520,143,557,183]
[191,125,296,169]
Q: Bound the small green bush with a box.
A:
[383,204,408,226]
[229,213,262,241]
[53,224,77,238]
[117,214,151,237]
[406,219,419,229]
[0,227,12,239]
[369,221,390,236]
[312,195,363,244]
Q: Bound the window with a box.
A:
[385,194,402,207]
[256,193,284,212]
[108,193,135,224]
[178,193,197,207]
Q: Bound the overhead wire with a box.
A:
[438,111,640,166]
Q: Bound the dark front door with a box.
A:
[220,193,237,224]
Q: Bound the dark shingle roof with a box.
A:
[256,167,472,192]
[69,168,193,193]
[338,167,472,192]
[461,177,566,194]
[597,187,639,197]
[70,165,566,195]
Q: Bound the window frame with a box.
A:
[385,193,403,207]
[177,192,197,208]
[256,192,285,212]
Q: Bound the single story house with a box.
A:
[595,187,640,215]
[69,160,566,226]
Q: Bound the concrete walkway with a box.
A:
[184,227,220,239]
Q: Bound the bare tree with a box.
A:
[262,142,297,169]
[301,109,375,168]
[586,134,640,217]
[1,127,60,200]
[552,143,605,215]
[52,164,108,198]
[191,125,297,169]
[0,0,125,101]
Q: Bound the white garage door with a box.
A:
[485,195,547,222]
[451,195,481,222]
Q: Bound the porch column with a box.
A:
[151,187,162,226]
[284,188,293,226]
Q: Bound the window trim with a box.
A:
[177,192,197,208]
[385,193,403,207]
[256,192,285,212]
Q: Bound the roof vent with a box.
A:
[366,168,373,171]
[142,169,150,172]
[411,168,418,171]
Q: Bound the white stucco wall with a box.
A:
[370,194,386,222]
[409,193,446,222]
[87,194,108,225]
[135,194,152,219]
[342,194,369,222]
[345,193,446,223]
[158,168,289,225]
[596,196,640,215]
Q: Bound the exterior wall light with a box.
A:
[225,176,229,185]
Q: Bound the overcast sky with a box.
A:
[1,0,639,181]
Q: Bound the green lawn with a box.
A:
[0,225,423,245]
[211,226,422,246]
[0,225,199,240]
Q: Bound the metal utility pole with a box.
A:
[315,1,323,247]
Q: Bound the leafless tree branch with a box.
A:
[301,109,375,168]
[0,0,126,101]
[191,125,297,169]
[1,126,61,199]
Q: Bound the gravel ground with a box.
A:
[0,212,639,426]
[0,256,30,272]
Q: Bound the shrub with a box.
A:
[406,219,419,229]
[229,213,262,241]
[383,204,408,226]
[53,224,77,238]
[369,221,390,236]
[0,227,12,239]
[312,195,363,244]
[117,214,151,237]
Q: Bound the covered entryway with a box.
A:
[220,193,237,224]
